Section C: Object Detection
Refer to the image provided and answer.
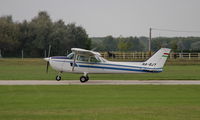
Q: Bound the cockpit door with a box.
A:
[87,56,104,73]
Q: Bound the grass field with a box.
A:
[0,58,200,80]
[1,59,200,120]
[0,85,200,120]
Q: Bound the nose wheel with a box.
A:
[56,75,61,81]
[56,72,62,81]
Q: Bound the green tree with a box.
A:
[170,40,178,52]
[0,16,20,57]
[49,20,67,55]
[126,37,144,51]
[117,38,130,52]
[102,35,118,51]
[29,11,53,57]
[65,23,91,50]
[191,41,200,50]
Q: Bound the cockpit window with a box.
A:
[90,56,101,63]
[77,55,89,62]
[67,53,106,63]
[89,56,101,63]
[66,53,74,59]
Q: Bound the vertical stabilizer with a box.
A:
[145,48,171,68]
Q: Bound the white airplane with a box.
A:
[44,48,171,82]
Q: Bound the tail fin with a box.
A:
[145,48,171,68]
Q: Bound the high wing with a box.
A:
[71,48,101,56]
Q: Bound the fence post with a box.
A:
[179,53,182,59]
[146,52,148,59]
[169,53,171,59]
[189,53,191,60]
[104,52,106,59]
[142,52,144,59]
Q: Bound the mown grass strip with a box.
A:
[0,58,200,80]
[0,85,200,120]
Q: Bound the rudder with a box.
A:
[145,48,171,68]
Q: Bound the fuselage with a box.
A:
[48,56,163,74]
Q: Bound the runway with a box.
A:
[0,80,200,85]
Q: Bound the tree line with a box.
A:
[91,36,145,52]
[1,11,200,58]
[0,11,91,57]
[91,36,200,52]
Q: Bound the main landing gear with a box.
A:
[55,72,89,83]
[80,72,89,83]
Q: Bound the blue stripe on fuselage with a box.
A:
[50,56,150,69]
[51,59,162,70]
[78,64,162,73]
[51,59,162,73]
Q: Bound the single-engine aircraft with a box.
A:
[44,48,171,83]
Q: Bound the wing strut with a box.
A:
[72,51,77,71]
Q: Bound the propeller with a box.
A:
[45,45,51,73]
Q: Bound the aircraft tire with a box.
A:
[56,75,61,81]
[80,76,88,83]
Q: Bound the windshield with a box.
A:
[99,56,107,62]
[67,52,107,62]
[66,53,74,59]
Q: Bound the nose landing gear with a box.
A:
[55,71,62,81]
[56,75,61,81]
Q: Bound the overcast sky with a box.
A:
[0,0,200,37]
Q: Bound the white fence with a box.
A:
[100,52,200,60]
